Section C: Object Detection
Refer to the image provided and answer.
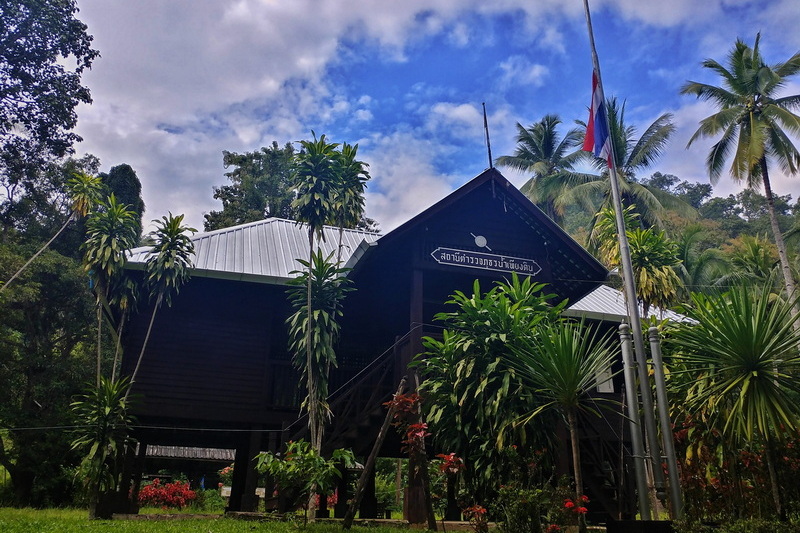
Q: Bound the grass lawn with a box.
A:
[0,508,412,533]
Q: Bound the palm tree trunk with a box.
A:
[763,436,785,520]
[336,226,345,266]
[1,212,75,293]
[96,301,103,388]
[125,294,162,402]
[567,409,587,533]
[111,310,128,384]
[306,230,318,522]
[761,158,799,315]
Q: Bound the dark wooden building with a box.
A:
[119,168,639,517]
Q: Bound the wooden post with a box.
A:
[333,461,350,518]
[127,442,147,515]
[359,468,378,518]
[343,377,407,529]
[240,428,262,512]
[227,439,249,512]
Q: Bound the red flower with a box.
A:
[546,525,562,533]
[580,495,589,503]
[564,500,575,509]
[577,506,589,514]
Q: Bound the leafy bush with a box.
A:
[255,439,355,518]
[190,488,226,512]
[495,485,547,533]
[138,478,197,509]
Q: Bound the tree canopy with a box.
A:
[0,0,98,187]
[204,142,297,231]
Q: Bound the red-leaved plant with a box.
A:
[138,478,197,509]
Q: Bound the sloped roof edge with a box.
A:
[126,217,381,284]
[564,284,692,323]
[375,167,606,276]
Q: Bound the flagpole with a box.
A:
[581,0,666,520]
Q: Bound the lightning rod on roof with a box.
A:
[482,102,493,169]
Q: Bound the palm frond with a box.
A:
[627,113,676,170]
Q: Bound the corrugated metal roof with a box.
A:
[127,218,381,284]
[564,284,691,323]
[145,445,235,461]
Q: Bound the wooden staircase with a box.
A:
[284,331,408,455]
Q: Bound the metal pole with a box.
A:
[649,327,684,519]
[620,323,651,520]
[582,0,666,505]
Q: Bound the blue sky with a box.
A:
[73,0,800,232]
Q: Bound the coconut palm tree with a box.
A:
[564,99,693,228]
[669,283,800,518]
[126,213,195,399]
[82,195,139,386]
[506,321,616,531]
[1,171,103,292]
[332,142,370,265]
[290,132,340,456]
[495,115,590,225]
[681,33,800,302]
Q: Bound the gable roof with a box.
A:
[127,218,380,284]
[351,167,608,304]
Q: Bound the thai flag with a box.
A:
[582,69,613,167]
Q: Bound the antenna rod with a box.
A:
[482,102,493,168]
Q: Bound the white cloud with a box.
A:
[353,109,374,122]
[659,98,800,204]
[498,56,549,89]
[448,22,471,48]
[71,0,800,236]
[363,132,458,231]
[609,0,719,26]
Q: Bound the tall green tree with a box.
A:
[290,133,340,457]
[82,195,139,385]
[126,214,195,398]
[99,164,145,241]
[0,0,98,184]
[0,156,103,506]
[565,98,693,228]
[669,284,800,518]
[0,248,95,506]
[1,171,103,292]
[204,142,296,231]
[681,33,800,302]
[332,142,370,264]
[495,115,589,225]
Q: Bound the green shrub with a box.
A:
[191,488,227,512]
[494,485,548,533]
